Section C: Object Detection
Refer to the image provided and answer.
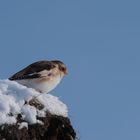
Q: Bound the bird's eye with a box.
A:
[61,67,65,71]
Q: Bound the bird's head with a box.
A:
[51,60,68,75]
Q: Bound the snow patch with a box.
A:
[0,79,68,126]
[18,122,28,129]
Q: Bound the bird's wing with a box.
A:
[9,61,55,80]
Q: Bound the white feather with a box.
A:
[16,74,63,93]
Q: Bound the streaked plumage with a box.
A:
[9,60,67,93]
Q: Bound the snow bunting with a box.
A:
[9,60,68,93]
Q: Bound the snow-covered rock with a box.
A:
[0,79,68,126]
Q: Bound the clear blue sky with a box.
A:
[0,1,140,140]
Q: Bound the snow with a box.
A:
[18,122,28,129]
[0,79,68,126]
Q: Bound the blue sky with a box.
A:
[0,0,140,140]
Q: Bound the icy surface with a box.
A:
[0,79,68,126]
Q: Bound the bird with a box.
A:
[9,60,68,93]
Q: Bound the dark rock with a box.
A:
[0,114,76,140]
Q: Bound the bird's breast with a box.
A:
[16,75,62,93]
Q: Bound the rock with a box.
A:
[0,114,76,140]
[0,80,76,140]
